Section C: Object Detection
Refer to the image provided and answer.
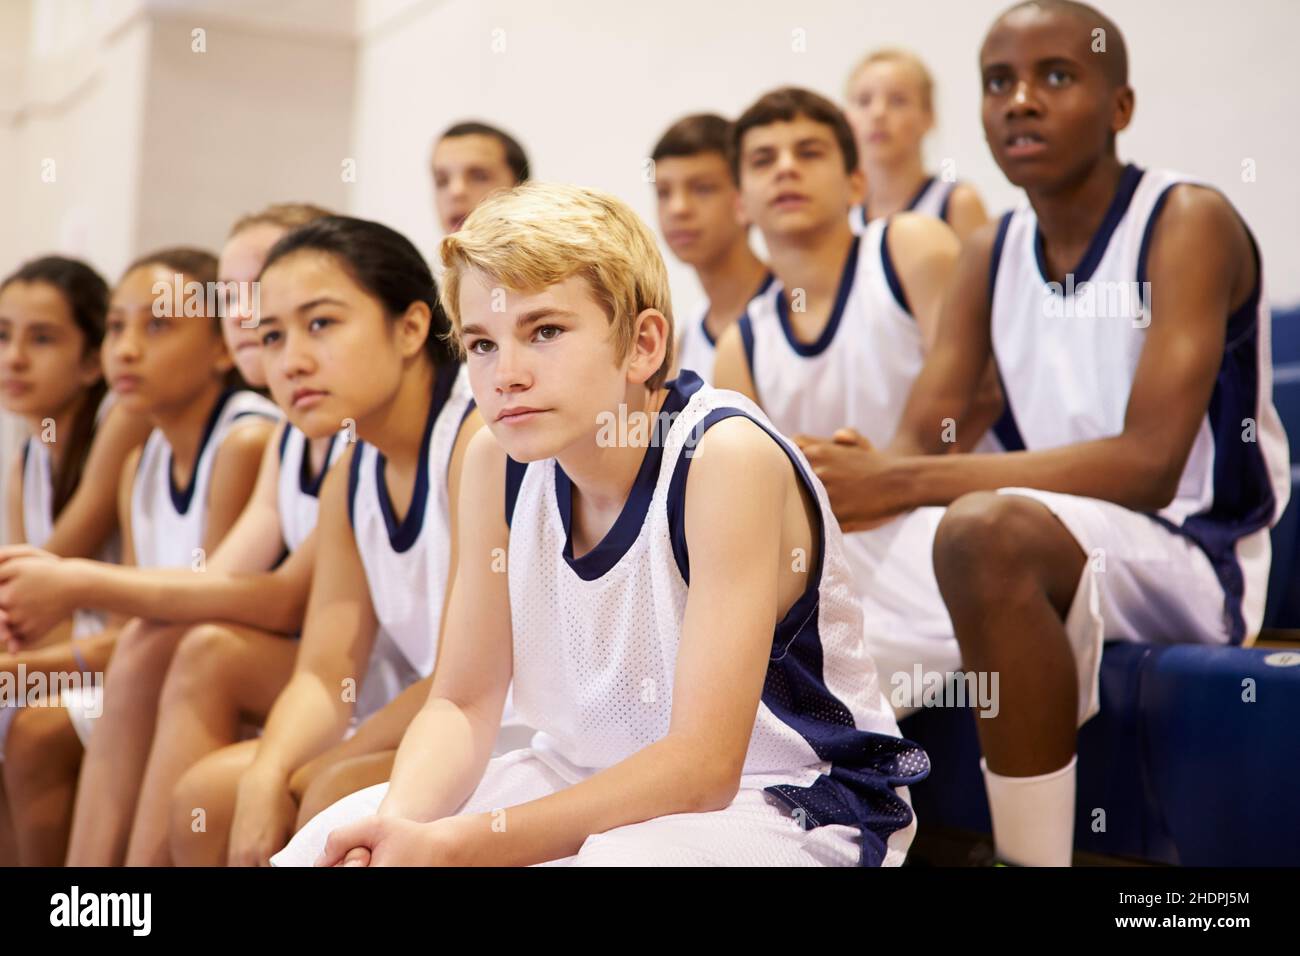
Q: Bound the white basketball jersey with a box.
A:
[276,424,346,553]
[674,274,774,385]
[348,364,474,679]
[130,389,280,569]
[850,176,957,233]
[504,369,929,866]
[989,164,1291,642]
[741,219,923,448]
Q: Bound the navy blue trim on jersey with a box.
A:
[1036,163,1144,290]
[990,369,1027,452]
[664,405,929,866]
[938,181,955,223]
[553,370,704,581]
[21,439,30,470]
[167,387,235,515]
[738,314,757,376]
[298,432,337,499]
[277,422,292,461]
[855,176,936,227]
[373,365,458,553]
[1137,192,1272,644]
[879,221,912,317]
[504,456,528,528]
[347,441,365,529]
[987,211,1026,450]
[988,211,1013,308]
[776,235,860,357]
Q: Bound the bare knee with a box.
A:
[159,623,241,710]
[110,619,186,686]
[3,705,80,793]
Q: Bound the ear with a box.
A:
[623,308,671,387]
[1112,85,1135,136]
[396,301,433,360]
[847,166,867,207]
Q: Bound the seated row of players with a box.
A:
[0,0,1287,867]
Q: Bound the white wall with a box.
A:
[349,0,1300,322]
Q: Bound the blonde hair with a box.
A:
[228,202,334,239]
[846,48,935,116]
[439,182,675,389]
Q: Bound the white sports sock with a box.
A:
[981,755,1077,866]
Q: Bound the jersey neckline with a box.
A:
[857,175,936,226]
[299,431,338,498]
[775,234,861,357]
[374,364,458,553]
[554,370,705,580]
[1034,162,1145,292]
[167,387,235,515]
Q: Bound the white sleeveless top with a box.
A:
[739,220,925,449]
[850,176,958,233]
[276,424,347,553]
[674,273,774,385]
[989,164,1290,642]
[348,364,474,683]
[130,389,279,569]
[22,391,120,636]
[503,370,929,866]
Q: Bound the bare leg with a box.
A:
[0,773,17,866]
[65,620,188,866]
[3,703,83,865]
[932,492,1085,774]
[294,750,396,831]
[169,739,259,867]
[125,623,297,866]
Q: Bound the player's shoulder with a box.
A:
[885,211,961,272]
[1152,180,1246,243]
[686,413,788,488]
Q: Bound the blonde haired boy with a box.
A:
[274,182,926,868]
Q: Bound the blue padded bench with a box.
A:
[900,640,1300,865]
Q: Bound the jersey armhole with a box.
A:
[347,442,365,529]
[666,408,827,595]
[277,421,292,462]
[738,314,757,378]
[504,456,528,528]
[938,182,956,224]
[987,211,1013,309]
[879,220,913,317]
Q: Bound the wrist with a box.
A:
[62,558,94,605]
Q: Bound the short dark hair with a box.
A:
[732,87,859,180]
[652,113,736,181]
[438,121,530,184]
[996,0,1128,88]
[262,216,457,368]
